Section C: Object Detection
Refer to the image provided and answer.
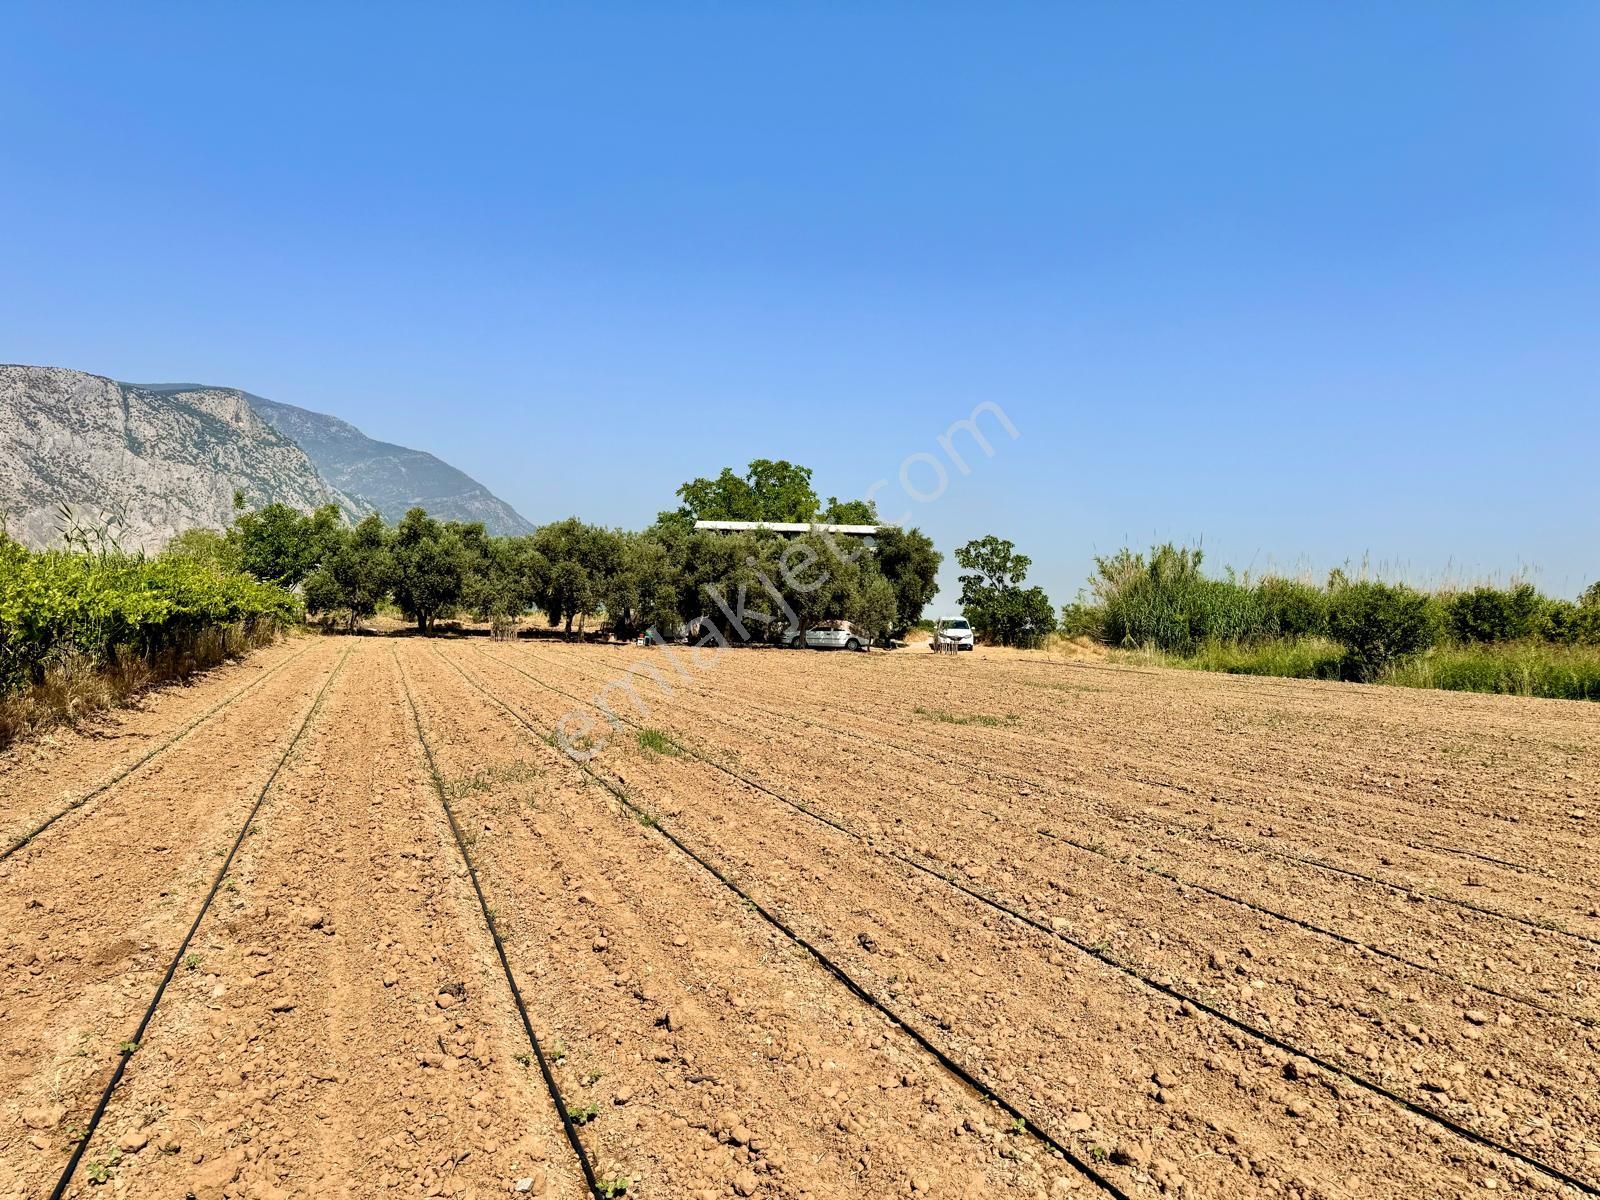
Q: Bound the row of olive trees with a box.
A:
[215,460,942,641]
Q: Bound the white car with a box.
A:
[933,618,975,651]
[785,621,872,651]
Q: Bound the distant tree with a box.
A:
[955,535,1056,647]
[775,530,897,647]
[530,518,621,637]
[852,571,900,642]
[673,529,778,642]
[390,508,467,633]
[303,514,392,632]
[462,534,539,637]
[664,459,821,527]
[599,531,684,641]
[1581,581,1600,609]
[872,526,941,634]
[227,496,342,589]
[821,496,878,524]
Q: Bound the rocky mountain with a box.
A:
[1,366,366,552]
[238,393,535,535]
[1,365,535,552]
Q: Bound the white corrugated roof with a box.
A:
[692,520,880,535]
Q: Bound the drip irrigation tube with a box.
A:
[49,646,349,1200]
[481,643,1600,1198]
[393,648,605,1200]
[1,642,316,865]
[505,643,1600,1017]
[436,646,1134,1200]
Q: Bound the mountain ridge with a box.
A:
[1,364,534,551]
[0,365,364,552]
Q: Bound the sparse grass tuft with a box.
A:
[445,760,543,799]
[635,728,679,756]
[1111,637,1344,680]
[913,706,1015,727]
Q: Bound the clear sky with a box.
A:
[3,3,1596,604]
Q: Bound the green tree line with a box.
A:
[217,460,943,643]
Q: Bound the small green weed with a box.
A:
[635,728,679,756]
[85,1146,123,1183]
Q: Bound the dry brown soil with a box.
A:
[1,635,1596,1200]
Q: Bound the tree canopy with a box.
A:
[954,535,1056,648]
[230,461,943,642]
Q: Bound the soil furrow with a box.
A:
[460,643,1578,1200]
[411,642,1108,1200]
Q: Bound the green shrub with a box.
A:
[1255,577,1329,639]
[1097,544,1268,653]
[0,537,299,696]
[1326,581,1440,682]
[1541,600,1600,645]
[1445,583,1545,644]
[1058,600,1105,640]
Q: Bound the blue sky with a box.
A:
[3,3,1596,603]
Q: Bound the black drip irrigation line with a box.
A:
[50,646,350,1200]
[481,644,1600,1199]
[392,649,604,1200]
[1411,840,1546,877]
[501,646,1600,1027]
[1131,777,1600,952]
[1,642,317,865]
[1271,843,1600,953]
[1029,828,1600,1030]
[558,643,1589,923]
[434,646,1133,1200]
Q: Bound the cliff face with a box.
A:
[243,394,535,536]
[1,366,367,552]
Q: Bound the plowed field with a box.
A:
[2,636,1596,1200]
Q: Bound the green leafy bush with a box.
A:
[0,536,299,696]
[1445,584,1544,644]
[1326,581,1440,682]
[1096,544,1267,653]
[1255,577,1329,638]
[1541,600,1600,645]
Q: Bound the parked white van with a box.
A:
[933,618,975,651]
